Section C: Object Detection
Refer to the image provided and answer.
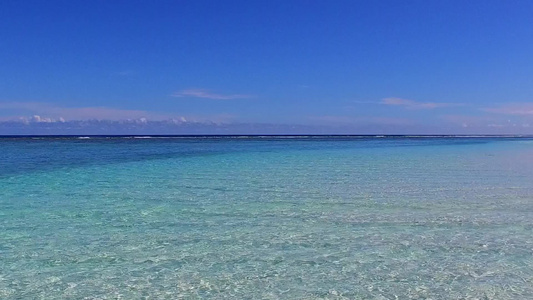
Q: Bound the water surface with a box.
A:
[1,136,533,299]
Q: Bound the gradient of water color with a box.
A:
[1,136,533,299]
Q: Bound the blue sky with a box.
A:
[1,0,533,134]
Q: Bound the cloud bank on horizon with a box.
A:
[1,1,532,134]
[2,99,533,135]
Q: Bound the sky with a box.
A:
[1,0,533,134]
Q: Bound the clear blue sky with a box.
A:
[1,0,533,134]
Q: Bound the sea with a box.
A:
[1,136,532,299]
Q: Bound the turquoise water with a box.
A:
[1,136,533,299]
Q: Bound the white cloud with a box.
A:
[483,103,533,115]
[382,97,461,109]
[0,101,169,121]
[171,89,252,100]
[0,101,241,126]
[441,114,533,130]
[31,115,54,123]
[310,115,415,126]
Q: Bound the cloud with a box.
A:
[30,115,65,123]
[483,103,533,116]
[171,89,252,100]
[0,101,169,121]
[0,119,324,135]
[441,114,533,130]
[382,97,461,109]
[441,114,496,127]
[311,115,415,126]
[0,101,242,128]
[49,106,163,120]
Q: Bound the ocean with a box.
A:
[1,136,532,299]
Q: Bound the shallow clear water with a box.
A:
[1,136,533,299]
